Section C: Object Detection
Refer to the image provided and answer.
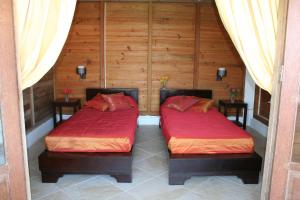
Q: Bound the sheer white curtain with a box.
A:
[13,0,77,90]
[215,0,279,93]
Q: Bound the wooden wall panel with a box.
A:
[54,2,102,102]
[151,3,196,112]
[53,1,245,114]
[286,172,300,200]
[22,88,32,130]
[22,70,54,132]
[197,2,245,103]
[33,70,54,123]
[292,106,300,162]
[0,175,9,200]
[106,2,149,112]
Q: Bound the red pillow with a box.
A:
[124,96,138,109]
[84,94,109,111]
[101,93,133,111]
[188,98,214,113]
[166,96,200,112]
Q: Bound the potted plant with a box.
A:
[160,75,169,89]
[63,88,72,102]
[229,88,240,103]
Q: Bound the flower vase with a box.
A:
[65,94,69,102]
[230,95,235,103]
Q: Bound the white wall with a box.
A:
[244,70,268,137]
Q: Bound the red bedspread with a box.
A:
[160,105,254,154]
[46,107,138,152]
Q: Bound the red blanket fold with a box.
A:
[46,107,138,152]
[160,105,254,154]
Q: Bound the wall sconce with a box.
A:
[216,67,227,81]
[76,65,86,79]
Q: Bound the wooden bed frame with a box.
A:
[160,89,262,185]
[38,88,138,183]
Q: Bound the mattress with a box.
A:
[45,106,138,153]
[160,105,254,154]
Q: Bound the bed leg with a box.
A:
[111,174,132,183]
[238,172,260,184]
[41,172,63,183]
[169,174,191,185]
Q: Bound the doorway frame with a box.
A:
[0,0,30,199]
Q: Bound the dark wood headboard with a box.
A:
[160,89,212,105]
[86,88,139,103]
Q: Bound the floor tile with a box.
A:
[136,140,167,155]
[30,176,60,199]
[127,177,188,200]
[63,176,123,200]
[104,167,154,192]
[38,191,72,200]
[28,159,41,178]
[27,139,46,161]
[29,125,264,200]
[56,174,94,189]
[134,155,168,175]
[184,176,260,200]
[106,191,139,200]
[133,146,153,162]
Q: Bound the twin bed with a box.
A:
[39,88,139,183]
[160,89,262,185]
[39,88,262,185]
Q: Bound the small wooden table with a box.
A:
[52,98,81,127]
[218,99,248,130]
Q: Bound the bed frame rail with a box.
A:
[39,151,132,183]
[169,152,262,185]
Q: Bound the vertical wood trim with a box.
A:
[147,1,153,112]
[29,87,35,126]
[193,2,200,88]
[260,0,289,199]
[267,0,299,199]
[0,0,29,198]
[53,67,57,100]
[100,1,106,88]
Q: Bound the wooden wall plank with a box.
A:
[293,106,300,162]
[54,1,245,114]
[147,1,153,112]
[193,3,200,88]
[100,2,105,87]
[286,172,300,200]
[22,69,54,132]
[22,88,32,130]
[55,2,102,103]
[106,2,149,112]
[151,3,196,112]
[197,2,245,103]
[33,70,54,123]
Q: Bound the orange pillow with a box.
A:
[84,94,109,111]
[189,98,214,113]
[166,96,200,112]
[101,93,133,111]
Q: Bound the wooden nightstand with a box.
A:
[218,99,248,130]
[52,98,81,127]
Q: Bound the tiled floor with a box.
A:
[28,125,266,200]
